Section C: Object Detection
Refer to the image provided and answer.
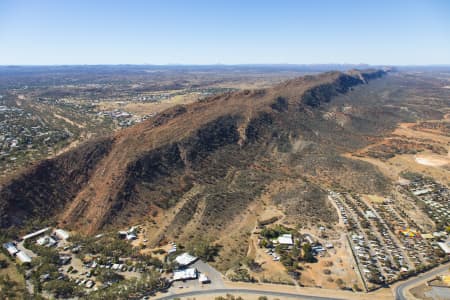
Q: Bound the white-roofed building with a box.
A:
[175,252,197,266]
[3,242,19,256]
[126,233,137,240]
[36,236,57,247]
[16,251,32,264]
[118,226,138,240]
[21,227,50,241]
[173,268,197,281]
[54,229,70,240]
[438,239,450,254]
[277,234,293,245]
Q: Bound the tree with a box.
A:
[30,246,59,265]
[0,259,7,269]
[291,242,300,259]
[242,258,261,272]
[187,239,221,262]
[97,269,124,284]
[302,243,317,263]
[229,268,256,282]
[44,280,82,298]
[281,255,294,268]
[260,239,269,248]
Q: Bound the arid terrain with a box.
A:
[1,66,449,300]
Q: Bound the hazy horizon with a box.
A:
[1,0,449,65]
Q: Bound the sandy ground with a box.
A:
[96,92,199,117]
[52,112,85,128]
[298,238,360,290]
[346,120,450,184]
[344,153,400,181]
[393,122,450,145]
[0,253,25,287]
[248,233,295,285]
[257,206,284,224]
[363,194,385,204]
[246,193,361,290]
[52,138,83,157]
[415,153,450,167]
[390,154,450,184]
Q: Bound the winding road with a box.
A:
[393,262,450,300]
[154,288,344,300]
[153,261,450,300]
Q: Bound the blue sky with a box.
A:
[0,0,449,65]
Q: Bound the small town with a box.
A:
[2,225,223,299]
[0,103,72,175]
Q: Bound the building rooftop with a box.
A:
[277,234,293,245]
[175,252,197,266]
[37,235,57,247]
[16,251,32,263]
[2,242,19,256]
[438,240,450,254]
[55,229,70,240]
[173,268,197,281]
[21,227,51,240]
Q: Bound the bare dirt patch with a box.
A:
[52,112,85,128]
[364,194,385,204]
[409,283,433,300]
[415,153,450,167]
[347,119,450,184]
[0,253,26,292]
[96,92,200,117]
[298,236,361,290]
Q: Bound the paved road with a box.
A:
[191,260,225,289]
[154,288,344,300]
[394,262,450,300]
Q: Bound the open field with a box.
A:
[0,253,24,284]
[0,252,27,298]
[349,118,450,185]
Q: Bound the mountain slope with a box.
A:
[0,69,391,238]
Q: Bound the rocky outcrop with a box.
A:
[0,69,390,234]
